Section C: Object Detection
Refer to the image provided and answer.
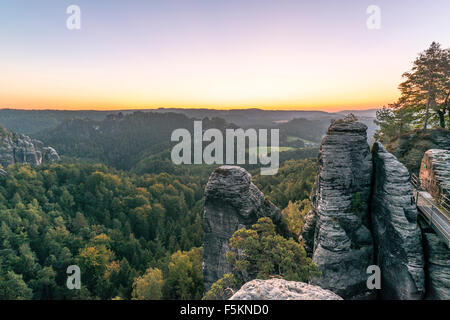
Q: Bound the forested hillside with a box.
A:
[0,110,322,300]
[0,155,317,299]
[33,111,322,173]
[35,112,196,170]
[0,109,110,135]
[0,163,205,299]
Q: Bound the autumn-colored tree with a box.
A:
[75,244,115,291]
[162,247,203,300]
[206,218,320,300]
[0,153,206,300]
[226,218,320,282]
[132,267,164,300]
[281,199,311,238]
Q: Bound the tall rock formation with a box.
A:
[371,142,425,299]
[203,166,281,291]
[302,118,374,299]
[203,117,449,300]
[0,128,60,168]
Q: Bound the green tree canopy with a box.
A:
[375,42,450,141]
[0,271,33,300]
[132,267,164,300]
[162,247,203,300]
[205,218,320,300]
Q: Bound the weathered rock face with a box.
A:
[423,232,450,300]
[43,147,61,163]
[419,149,450,199]
[230,279,343,300]
[301,119,374,299]
[371,142,425,299]
[203,117,449,300]
[0,130,60,168]
[203,166,281,291]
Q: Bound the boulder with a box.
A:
[230,279,343,300]
[371,142,425,299]
[203,166,281,291]
[43,147,61,163]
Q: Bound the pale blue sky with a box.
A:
[1,0,449,110]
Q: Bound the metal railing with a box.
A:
[415,191,450,246]
[440,194,450,212]
[411,173,450,247]
[411,173,420,189]
[411,173,450,214]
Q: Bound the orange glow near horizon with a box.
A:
[0,89,398,112]
[2,1,448,113]
[0,53,400,112]
[0,97,394,113]
[0,92,395,112]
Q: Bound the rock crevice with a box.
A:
[371,142,425,299]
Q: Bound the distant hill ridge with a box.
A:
[0,108,378,134]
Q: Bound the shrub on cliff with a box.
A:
[204,218,320,299]
[202,273,240,300]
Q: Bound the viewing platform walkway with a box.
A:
[411,174,450,247]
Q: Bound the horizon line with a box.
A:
[0,106,380,113]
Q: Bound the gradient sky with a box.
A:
[1,0,449,111]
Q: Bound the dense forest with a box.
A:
[0,81,386,300]
[0,116,319,299]
[33,111,322,175]
[0,108,339,136]
[0,162,207,299]
[35,112,198,170]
